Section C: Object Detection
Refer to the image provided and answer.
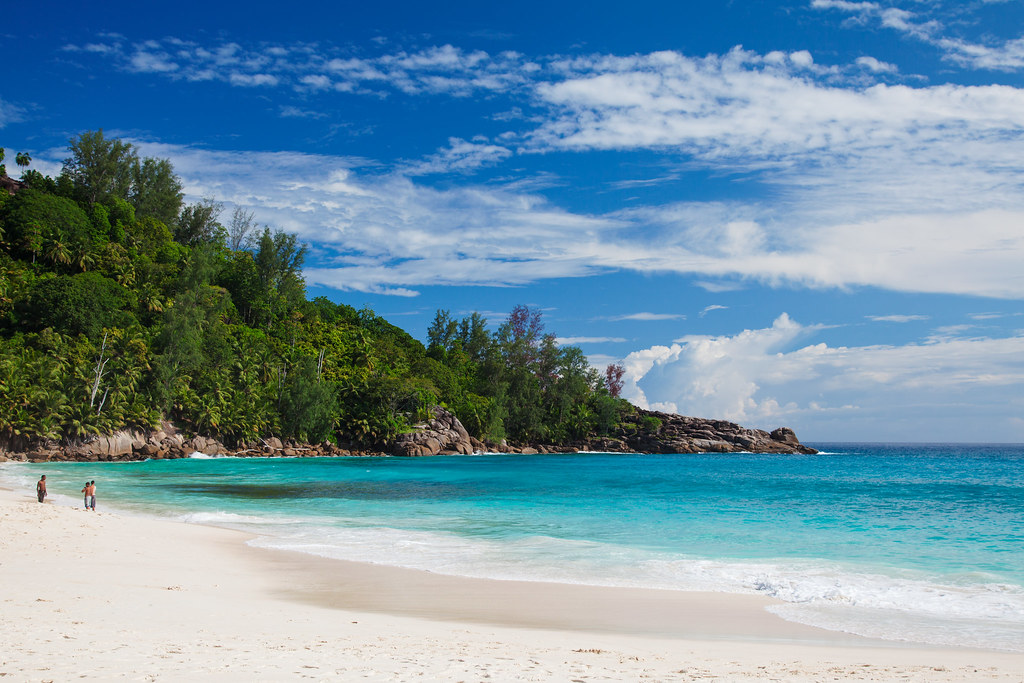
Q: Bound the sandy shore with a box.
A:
[1,487,1022,681]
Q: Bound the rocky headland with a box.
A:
[0,406,815,463]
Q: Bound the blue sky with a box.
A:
[4,0,1024,442]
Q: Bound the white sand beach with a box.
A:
[1,486,1021,681]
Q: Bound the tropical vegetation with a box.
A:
[0,133,633,449]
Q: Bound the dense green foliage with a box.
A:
[0,132,632,448]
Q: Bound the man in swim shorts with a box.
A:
[88,480,96,511]
[36,475,46,503]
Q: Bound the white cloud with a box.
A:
[968,311,1023,321]
[938,36,1024,72]
[621,314,1024,441]
[108,37,1024,301]
[695,281,744,293]
[299,74,332,91]
[134,141,624,295]
[811,0,878,11]
[131,134,1024,301]
[812,0,1024,72]
[0,97,26,128]
[529,49,1024,168]
[855,56,897,73]
[622,313,814,417]
[279,106,327,119]
[867,314,929,322]
[928,324,974,341]
[700,305,728,317]
[602,205,1024,300]
[129,50,179,73]
[403,137,513,175]
[612,312,686,321]
[229,73,279,87]
[87,38,530,96]
[83,43,119,54]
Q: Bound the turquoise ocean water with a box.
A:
[3,443,1023,650]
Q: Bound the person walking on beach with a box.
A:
[88,480,96,511]
[82,481,91,509]
[36,475,47,503]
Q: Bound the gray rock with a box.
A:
[392,406,474,457]
[770,427,800,445]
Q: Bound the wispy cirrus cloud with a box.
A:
[0,98,25,129]
[128,136,1024,301]
[611,312,686,321]
[87,32,1024,302]
[133,141,623,296]
[556,336,628,344]
[65,37,534,97]
[401,137,513,175]
[528,47,1024,168]
[968,311,1023,321]
[700,305,728,317]
[866,314,929,322]
[811,0,1024,71]
[279,105,327,119]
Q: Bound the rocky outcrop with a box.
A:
[0,418,362,462]
[470,409,814,456]
[0,175,26,196]
[392,406,474,456]
[611,409,816,454]
[0,406,813,463]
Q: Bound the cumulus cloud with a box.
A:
[855,56,897,73]
[621,314,1024,441]
[129,49,178,73]
[621,313,814,417]
[229,73,279,87]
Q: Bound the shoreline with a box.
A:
[2,487,1023,680]
[253,543,863,645]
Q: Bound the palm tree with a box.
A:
[75,246,96,272]
[44,232,72,266]
[15,152,31,173]
[139,284,165,313]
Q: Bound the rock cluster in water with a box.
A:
[0,406,815,462]
[614,409,817,455]
[487,409,816,456]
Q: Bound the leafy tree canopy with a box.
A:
[0,129,634,448]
